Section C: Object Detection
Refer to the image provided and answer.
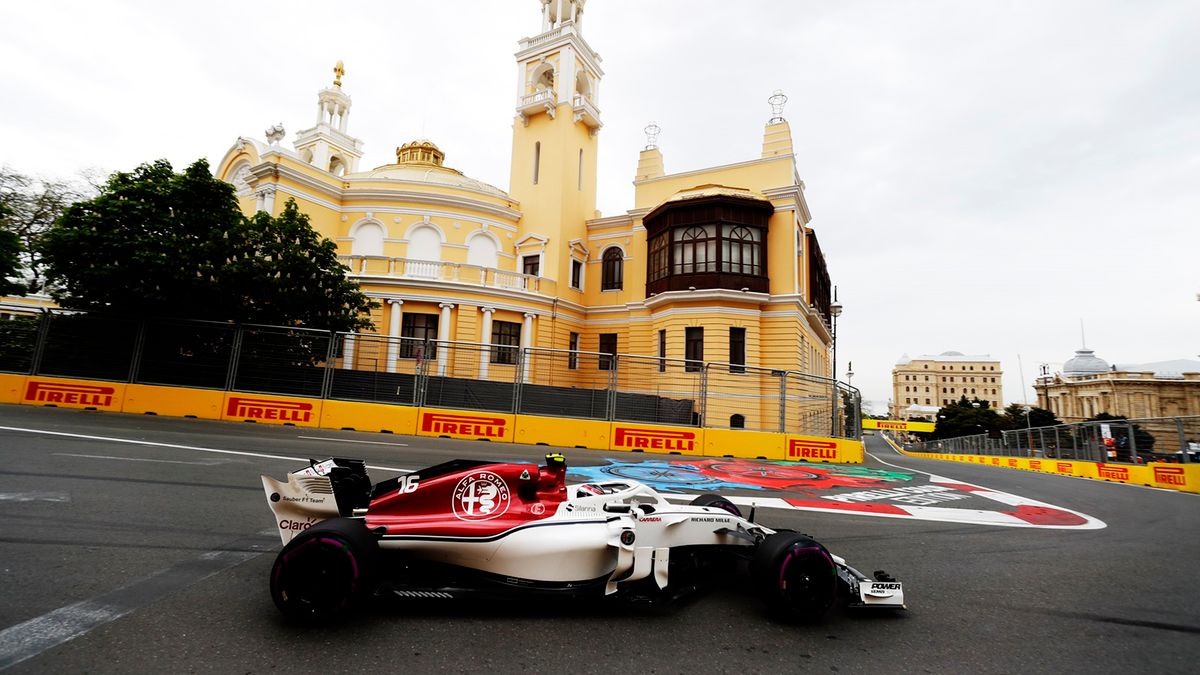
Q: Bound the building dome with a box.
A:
[396,139,444,165]
[359,139,509,197]
[1063,348,1109,376]
[939,350,964,356]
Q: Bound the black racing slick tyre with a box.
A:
[270,518,378,623]
[751,532,837,622]
[689,493,742,518]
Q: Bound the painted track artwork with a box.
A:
[568,458,911,494]
[568,457,1107,530]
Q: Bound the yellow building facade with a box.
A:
[214,1,836,424]
[1036,349,1200,422]
[890,352,1004,420]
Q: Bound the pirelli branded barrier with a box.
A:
[863,419,935,433]
[884,434,1199,495]
[2,373,864,464]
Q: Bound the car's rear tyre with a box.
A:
[689,493,742,518]
[270,519,377,623]
[751,532,837,622]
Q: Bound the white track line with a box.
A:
[296,435,409,447]
[0,425,412,474]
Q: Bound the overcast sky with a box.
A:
[2,0,1197,412]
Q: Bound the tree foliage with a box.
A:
[0,167,87,294]
[38,159,375,333]
[0,201,23,296]
[1001,403,1061,430]
[925,396,1005,440]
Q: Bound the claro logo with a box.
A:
[1153,466,1187,487]
[422,413,506,438]
[227,397,313,422]
[1097,464,1130,481]
[613,427,696,452]
[25,381,115,407]
[788,439,838,460]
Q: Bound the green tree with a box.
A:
[38,159,375,332]
[0,167,87,293]
[0,201,24,296]
[1001,403,1061,430]
[926,396,1005,440]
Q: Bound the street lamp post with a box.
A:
[1024,404,1035,458]
[829,289,843,437]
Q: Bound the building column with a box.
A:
[479,306,495,380]
[254,185,276,214]
[386,299,403,373]
[521,312,535,383]
[438,303,454,376]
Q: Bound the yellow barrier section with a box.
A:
[416,407,515,443]
[609,422,705,456]
[784,434,865,464]
[0,373,27,404]
[19,376,126,412]
[0,372,861,463]
[220,392,323,428]
[887,435,1200,494]
[123,384,224,419]
[515,414,610,449]
[704,428,784,460]
[864,419,935,433]
[321,399,418,435]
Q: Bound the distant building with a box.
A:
[1036,348,1200,421]
[890,351,1003,419]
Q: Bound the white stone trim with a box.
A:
[633,154,794,187]
[403,218,448,243]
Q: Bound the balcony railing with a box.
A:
[339,255,556,296]
[572,93,601,128]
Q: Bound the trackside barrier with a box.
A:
[4,370,867,464]
[883,434,1199,494]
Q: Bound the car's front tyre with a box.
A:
[751,532,837,622]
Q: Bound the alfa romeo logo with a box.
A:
[452,471,511,521]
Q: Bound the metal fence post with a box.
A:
[224,326,245,392]
[127,319,148,384]
[777,371,787,434]
[605,354,618,421]
[28,309,52,375]
[512,347,525,415]
[1177,417,1190,463]
[319,332,337,399]
[698,365,708,428]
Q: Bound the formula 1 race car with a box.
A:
[261,454,905,623]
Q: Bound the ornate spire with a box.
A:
[768,90,788,124]
[333,60,345,88]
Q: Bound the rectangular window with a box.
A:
[568,332,579,370]
[598,333,617,371]
[729,327,746,373]
[570,259,583,290]
[522,255,540,277]
[399,313,439,359]
[658,329,666,373]
[685,327,703,372]
[490,320,521,365]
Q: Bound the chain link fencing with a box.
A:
[907,415,1200,463]
[0,306,859,439]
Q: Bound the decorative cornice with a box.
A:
[633,154,794,187]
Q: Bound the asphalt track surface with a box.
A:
[1,405,1198,674]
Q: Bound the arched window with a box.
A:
[329,155,345,176]
[673,225,716,274]
[350,222,385,257]
[648,235,668,282]
[466,232,499,269]
[601,247,624,290]
[406,225,441,278]
[722,225,761,275]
